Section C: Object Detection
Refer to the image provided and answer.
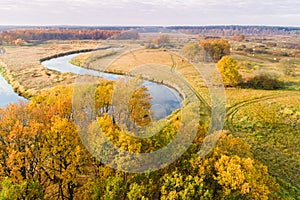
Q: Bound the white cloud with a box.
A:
[0,0,299,25]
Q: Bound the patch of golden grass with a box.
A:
[108,49,174,71]
[83,44,141,71]
[225,88,295,108]
[105,48,211,100]
[107,48,204,85]
[70,53,91,67]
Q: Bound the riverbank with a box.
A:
[39,45,121,62]
[68,47,209,101]
[0,60,29,98]
[41,51,183,118]
[0,70,27,107]
[97,68,187,100]
[0,40,103,98]
[0,40,203,103]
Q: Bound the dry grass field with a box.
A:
[0,40,102,96]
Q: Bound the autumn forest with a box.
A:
[0,26,299,199]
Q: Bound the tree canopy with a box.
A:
[216,56,240,86]
[200,38,231,62]
[0,83,282,199]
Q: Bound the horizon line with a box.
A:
[0,24,300,28]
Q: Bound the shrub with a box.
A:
[243,74,283,90]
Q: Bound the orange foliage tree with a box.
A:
[200,38,231,62]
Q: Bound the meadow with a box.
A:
[0,30,299,199]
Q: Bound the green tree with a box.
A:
[0,177,43,200]
[103,176,127,200]
[216,56,239,86]
[127,182,150,200]
[160,171,212,200]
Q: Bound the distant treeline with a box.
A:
[167,26,300,36]
[1,26,300,44]
[0,26,136,31]
[0,29,122,43]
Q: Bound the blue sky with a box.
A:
[1,0,299,26]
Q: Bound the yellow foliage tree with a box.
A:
[216,56,239,87]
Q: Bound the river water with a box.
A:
[0,74,27,107]
[0,52,182,119]
[42,53,182,119]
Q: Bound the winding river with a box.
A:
[0,51,182,119]
[42,53,182,119]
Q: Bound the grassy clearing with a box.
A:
[224,89,300,197]
[228,93,300,187]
